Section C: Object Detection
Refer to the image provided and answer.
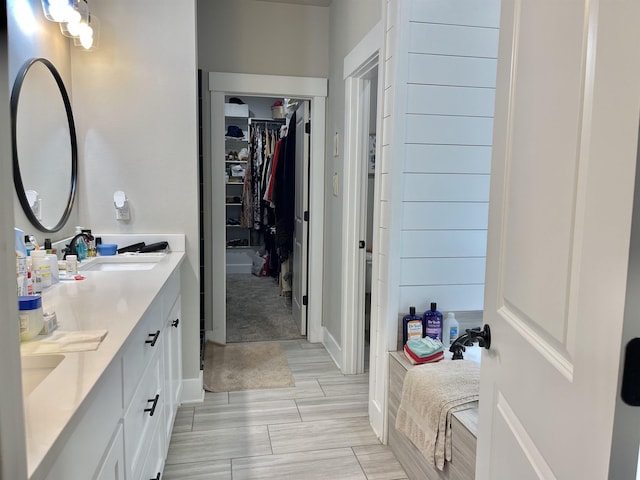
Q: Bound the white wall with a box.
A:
[0,8,29,477]
[70,1,200,389]
[197,0,329,78]
[324,0,381,345]
[381,0,499,335]
[8,0,79,241]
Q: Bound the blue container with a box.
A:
[97,243,118,256]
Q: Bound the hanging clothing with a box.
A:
[264,139,283,204]
[274,111,297,254]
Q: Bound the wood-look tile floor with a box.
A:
[163,339,408,480]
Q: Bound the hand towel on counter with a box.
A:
[395,360,480,470]
[403,344,444,364]
[20,329,108,355]
[406,336,443,358]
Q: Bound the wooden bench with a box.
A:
[388,352,478,480]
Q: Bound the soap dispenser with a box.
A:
[74,226,88,261]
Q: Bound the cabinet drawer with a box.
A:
[123,342,164,480]
[122,301,163,405]
[140,415,165,480]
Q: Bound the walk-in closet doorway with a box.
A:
[205,73,327,347]
[222,95,310,343]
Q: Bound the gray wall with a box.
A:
[197,0,330,78]
[1,6,29,476]
[70,0,200,384]
[324,0,381,344]
[7,0,200,391]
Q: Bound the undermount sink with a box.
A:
[21,354,64,397]
[80,254,165,272]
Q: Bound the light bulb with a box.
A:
[79,24,93,49]
[66,19,81,36]
[47,0,72,22]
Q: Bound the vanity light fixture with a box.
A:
[41,0,100,51]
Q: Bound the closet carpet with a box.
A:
[226,274,305,343]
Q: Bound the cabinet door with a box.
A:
[94,425,125,480]
[163,295,182,448]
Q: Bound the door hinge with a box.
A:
[305,121,311,134]
[302,295,308,306]
[303,211,309,222]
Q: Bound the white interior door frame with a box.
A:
[342,22,382,375]
[207,72,327,344]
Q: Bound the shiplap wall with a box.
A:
[396,0,500,313]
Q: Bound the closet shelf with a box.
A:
[225,136,248,142]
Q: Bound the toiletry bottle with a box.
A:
[66,255,78,276]
[15,228,27,256]
[44,238,52,254]
[18,295,43,341]
[424,302,443,341]
[31,250,51,290]
[26,271,33,296]
[24,235,35,256]
[402,306,424,346]
[442,312,459,347]
[82,229,96,257]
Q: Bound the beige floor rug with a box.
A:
[203,341,295,392]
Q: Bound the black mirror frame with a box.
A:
[11,57,78,233]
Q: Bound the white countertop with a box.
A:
[21,251,185,480]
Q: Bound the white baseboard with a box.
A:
[180,371,204,404]
[322,327,343,371]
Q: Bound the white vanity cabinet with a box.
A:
[122,268,182,480]
[39,264,183,480]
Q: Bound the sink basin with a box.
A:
[80,254,165,272]
[21,354,64,397]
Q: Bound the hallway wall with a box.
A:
[324,0,382,346]
[197,0,329,78]
[70,0,200,389]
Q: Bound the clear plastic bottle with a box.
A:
[442,312,459,347]
[24,235,35,256]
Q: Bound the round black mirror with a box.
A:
[11,57,78,233]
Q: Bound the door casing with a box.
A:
[206,73,327,345]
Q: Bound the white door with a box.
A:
[477,1,640,479]
[292,101,310,335]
